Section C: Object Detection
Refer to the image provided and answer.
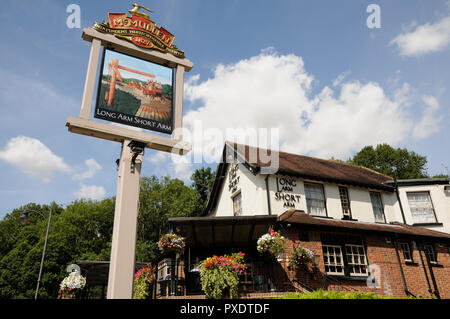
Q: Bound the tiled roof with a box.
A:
[279,209,450,240]
[229,142,394,191]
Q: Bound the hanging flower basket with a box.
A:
[59,271,86,299]
[198,252,247,299]
[133,264,155,299]
[157,233,186,255]
[256,229,286,260]
[288,245,316,270]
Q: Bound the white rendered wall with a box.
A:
[398,184,450,234]
[209,162,402,226]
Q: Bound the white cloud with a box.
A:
[182,49,425,161]
[74,184,106,201]
[413,96,442,138]
[390,16,450,56]
[72,158,102,180]
[0,136,72,182]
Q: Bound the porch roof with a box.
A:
[279,209,450,240]
[168,215,278,248]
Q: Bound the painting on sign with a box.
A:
[94,49,174,134]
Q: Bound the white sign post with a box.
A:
[67,25,193,299]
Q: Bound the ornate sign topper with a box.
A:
[93,3,184,58]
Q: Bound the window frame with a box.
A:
[345,244,369,276]
[424,243,438,264]
[321,233,369,278]
[304,182,328,217]
[406,191,438,224]
[232,191,242,216]
[322,244,345,275]
[338,186,352,219]
[369,191,386,223]
[399,242,414,263]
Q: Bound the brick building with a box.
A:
[162,142,450,298]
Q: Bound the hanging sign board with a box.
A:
[66,3,193,154]
[94,48,174,134]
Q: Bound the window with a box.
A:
[399,242,413,262]
[339,187,351,219]
[345,244,368,276]
[322,245,345,275]
[232,192,242,216]
[370,192,385,223]
[407,192,437,224]
[304,183,327,216]
[424,244,437,264]
[321,234,368,277]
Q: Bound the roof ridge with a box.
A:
[228,141,392,181]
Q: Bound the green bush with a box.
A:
[280,289,393,299]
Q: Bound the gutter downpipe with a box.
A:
[265,175,272,216]
[420,240,441,299]
[416,241,433,296]
[393,171,407,225]
[393,239,416,298]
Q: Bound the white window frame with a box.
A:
[406,192,437,224]
[304,182,327,217]
[232,191,242,216]
[370,191,385,223]
[345,244,368,276]
[338,186,352,219]
[424,244,437,264]
[399,242,413,262]
[322,244,345,275]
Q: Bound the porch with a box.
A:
[160,214,315,298]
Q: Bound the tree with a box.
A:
[190,167,216,213]
[348,144,428,179]
[136,176,201,262]
[0,200,114,299]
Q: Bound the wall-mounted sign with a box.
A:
[275,177,301,208]
[93,4,184,58]
[228,164,240,193]
[94,49,174,134]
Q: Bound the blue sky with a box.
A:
[0,0,449,218]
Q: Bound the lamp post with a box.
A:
[20,206,53,299]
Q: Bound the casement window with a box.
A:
[322,245,345,275]
[338,187,352,219]
[304,183,327,216]
[406,192,437,224]
[399,242,413,262]
[232,192,242,216]
[345,244,368,276]
[369,192,385,223]
[321,234,368,277]
[424,244,437,264]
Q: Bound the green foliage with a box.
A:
[133,264,155,299]
[190,167,216,213]
[199,253,246,299]
[97,83,141,115]
[280,289,393,299]
[346,144,428,179]
[0,170,211,298]
[161,84,173,100]
[136,176,202,261]
[288,245,315,269]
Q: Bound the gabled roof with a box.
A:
[229,142,394,191]
[203,142,394,216]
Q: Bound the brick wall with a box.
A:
[279,226,450,298]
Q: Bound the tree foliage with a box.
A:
[346,144,428,179]
[190,166,216,213]
[0,171,209,299]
